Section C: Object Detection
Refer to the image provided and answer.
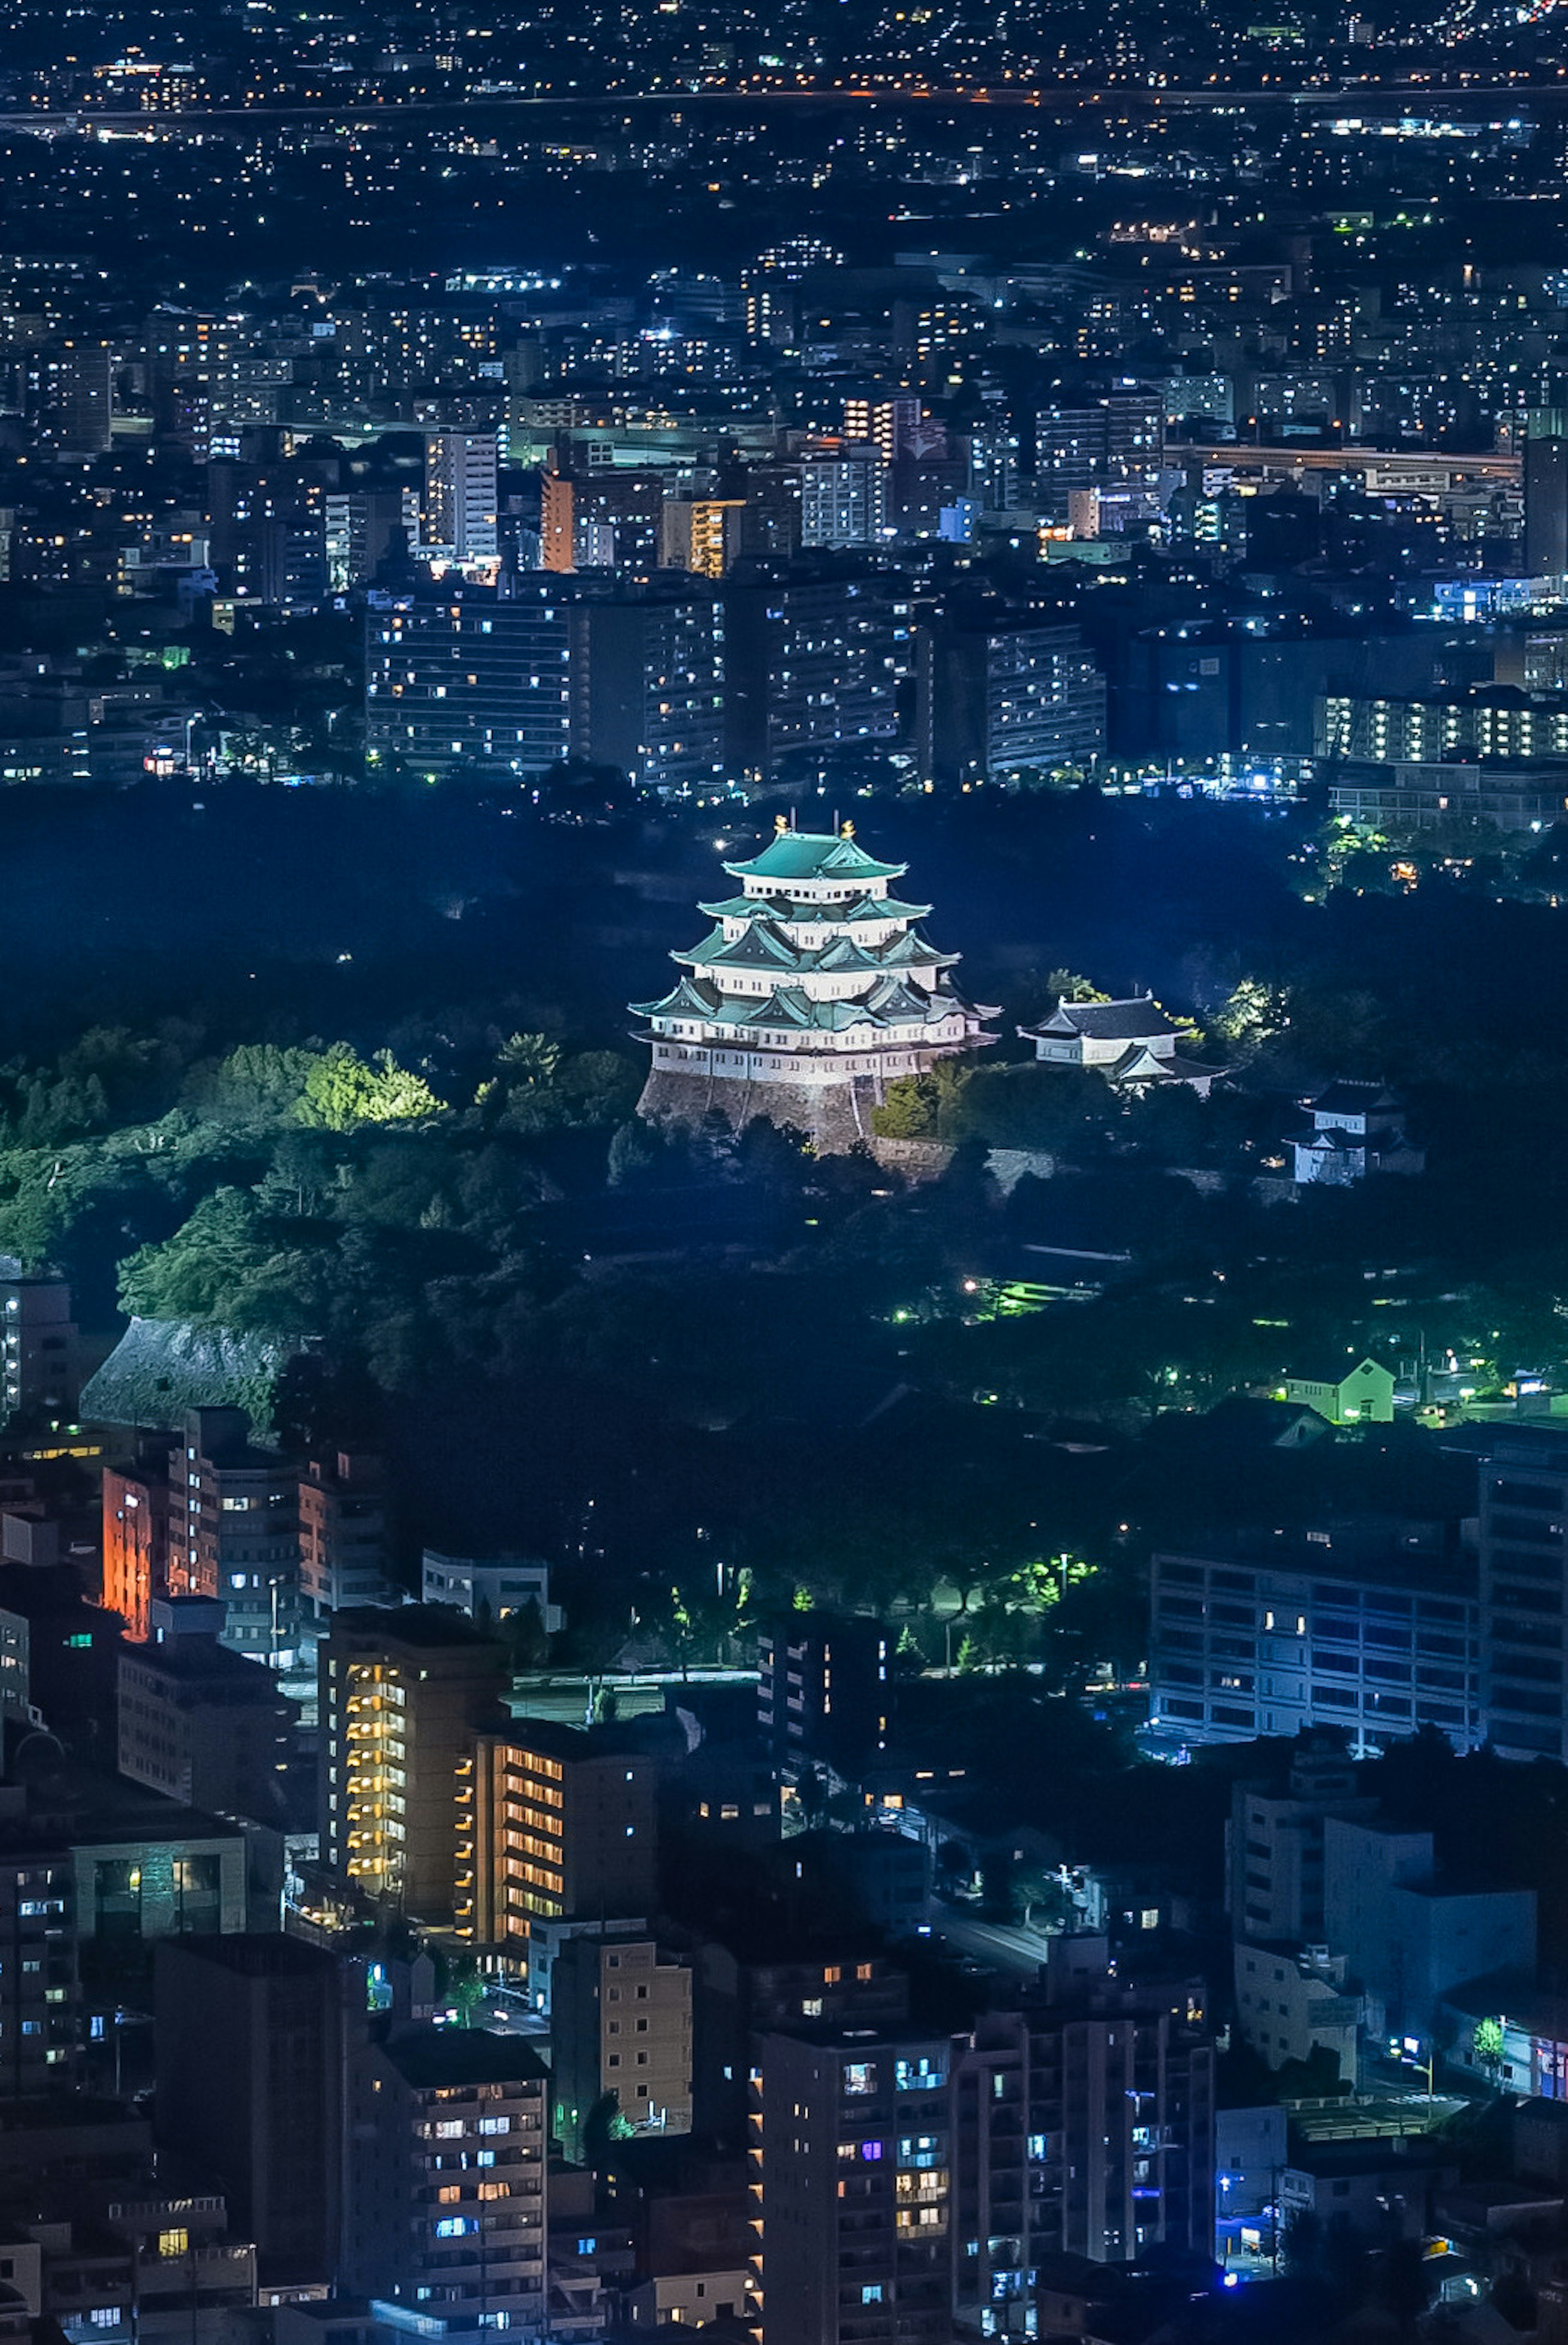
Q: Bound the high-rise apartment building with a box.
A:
[741,238,842,346]
[320,1607,509,1922]
[365,577,723,795]
[721,564,915,779]
[0,1260,78,1425]
[917,616,1106,788]
[551,1933,693,2162]
[1223,1737,1376,1945]
[1478,1429,1568,1762]
[423,432,499,569]
[1525,425,1568,577]
[457,1721,659,1958]
[166,1409,299,1663]
[541,464,665,574]
[27,339,114,455]
[569,579,726,797]
[1034,393,1163,520]
[0,1796,79,2097]
[800,454,890,549]
[154,1934,345,2284]
[102,1445,171,1642]
[757,1612,889,1773]
[325,486,420,590]
[343,2026,549,2326]
[365,582,572,784]
[298,1450,395,1619]
[956,1961,1216,2284]
[659,496,746,579]
[752,2024,960,2345]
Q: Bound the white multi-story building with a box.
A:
[800,453,890,548]
[423,430,500,569]
[421,1551,562,1633]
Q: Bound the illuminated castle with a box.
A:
[631,819,996,1149]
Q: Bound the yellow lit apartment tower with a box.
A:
[320,1608,508,1922]
[659,496,746,579]
[457,1722,659,1960]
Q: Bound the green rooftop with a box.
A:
[723,828,908,884]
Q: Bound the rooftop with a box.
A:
[1025,994,1179,1042]
[722,828,907,884]
[382,2024,549,2092]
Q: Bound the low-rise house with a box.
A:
[1021,993,1224,1093]
[1292,1083,1424,1186]
[1284,1356,1397,1427]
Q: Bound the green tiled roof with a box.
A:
[675,922,799,971]
[723,830,908,883]
[629,973,719,1018]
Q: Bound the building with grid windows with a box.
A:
[457,1721,659,1962]
[1148,1526,1483,1754]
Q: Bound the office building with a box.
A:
[320,1607,509,1922]
[1478,1430,1568,1761]
[1232,1943,1360,2083]
[551,1933,693,2162]
[118,1598,296,1820]
[457,1720,659,1958]
[1148,1525,1482,1753]
[154,1933,345,2283]
[0,1260,77,1425]
[757,1611,889,1774]
[1325,758,1568,833]
[299,1450,395,1620]
[423,432,500,569]
[343,2027,549,2325]
[365,582,572,786]
[69,1797,251,1947]
[166,1409,300,1663]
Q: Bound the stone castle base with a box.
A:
[637,1068,885,1155]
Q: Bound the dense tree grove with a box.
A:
[10,782,1568,1670]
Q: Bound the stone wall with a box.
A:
[638,1068,884,1154]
